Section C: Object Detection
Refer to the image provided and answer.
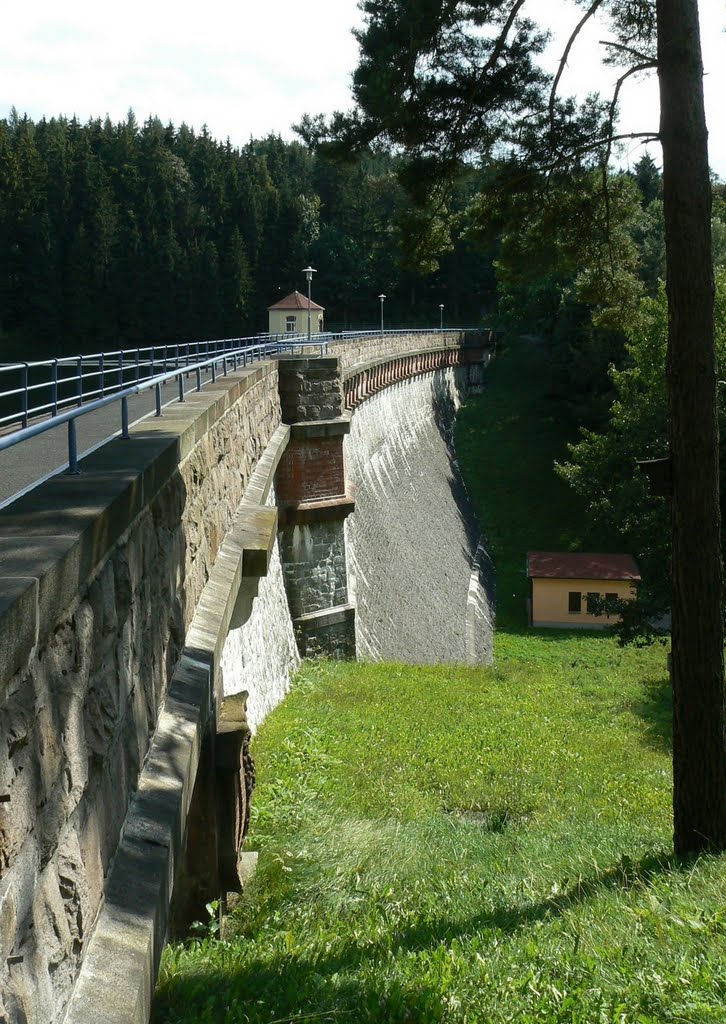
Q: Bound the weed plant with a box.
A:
[154,339,726,1023]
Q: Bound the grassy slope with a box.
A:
[154,340,726,1024]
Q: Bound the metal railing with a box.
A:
[0,334,331,434]
[0,327,478,475]
[0,336,323,473]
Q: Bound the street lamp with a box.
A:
[378,293,386,335]
[439,303,445,332]
[302,266,316,342]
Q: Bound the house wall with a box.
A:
[531,577,637,628]
[268,308,324,335]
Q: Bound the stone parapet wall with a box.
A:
[329,330,471,376]
[0,364,281,1024]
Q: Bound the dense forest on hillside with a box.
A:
[0,109,497,360]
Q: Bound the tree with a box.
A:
[656,0,726,853]
[306,0,726,854]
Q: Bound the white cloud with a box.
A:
[1,0,724,172]
[0,0,363,142]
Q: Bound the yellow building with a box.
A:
[268,291,325,336]
[527,552,640,628]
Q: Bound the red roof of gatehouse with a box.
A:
[527,552,641,581]
[267,290,325,312]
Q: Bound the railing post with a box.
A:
[178,373,185,403]
[67,419,79,474]
[155,382,162,417]
[21,363,29,429]
[51,359,58,417]
[196,366,202,392]
[211,360,217,383]
[121,397,130,439]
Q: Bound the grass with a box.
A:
[153,338,726,1024]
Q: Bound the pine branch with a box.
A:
[603,62,659,169]
[600,39,655,64]
[452,0,530,137]
[549,0,607,128]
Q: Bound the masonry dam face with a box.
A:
[0,332,492,1024]
[345,367,493,664]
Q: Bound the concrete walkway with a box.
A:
[0,382,184,508]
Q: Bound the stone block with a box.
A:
[0,577,37,697]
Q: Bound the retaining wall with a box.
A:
[0,364,281,1024]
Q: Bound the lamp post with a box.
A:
[439,303,444,332]
[302,266,316,342]
[378,293,386,335]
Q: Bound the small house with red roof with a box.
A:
[527,552,640,628]
[268,291,325,336]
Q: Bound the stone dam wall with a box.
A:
[345,366,494,664]
[0,363,286,1024]
[0,329,493,1024]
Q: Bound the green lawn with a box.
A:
[153,339,726,1024]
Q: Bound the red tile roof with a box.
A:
[527,552,641,581]
[268,290,325,311]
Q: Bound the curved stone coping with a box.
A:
[329,329,475,375]
[0,362,277,699]
[340,341,465,382]
[342,345,491,412]
[64,422,290,1024]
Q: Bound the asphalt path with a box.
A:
[0,382,180,509]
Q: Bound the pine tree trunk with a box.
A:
[657,0,726,853]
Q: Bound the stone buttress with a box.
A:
[275,357,356,657]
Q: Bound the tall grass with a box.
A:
[153,339,726,1024]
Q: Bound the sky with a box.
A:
[2,0,725,176]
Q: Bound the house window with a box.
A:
[586,592,600,614]
[285,315,296,333]
[605,592,618,603]
[568,591,581,613]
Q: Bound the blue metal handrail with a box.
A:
[0,337,323,474]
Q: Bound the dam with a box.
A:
[0,329,493,1024]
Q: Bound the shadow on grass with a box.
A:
[630,676,672,753]
[153,848,685,1024]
